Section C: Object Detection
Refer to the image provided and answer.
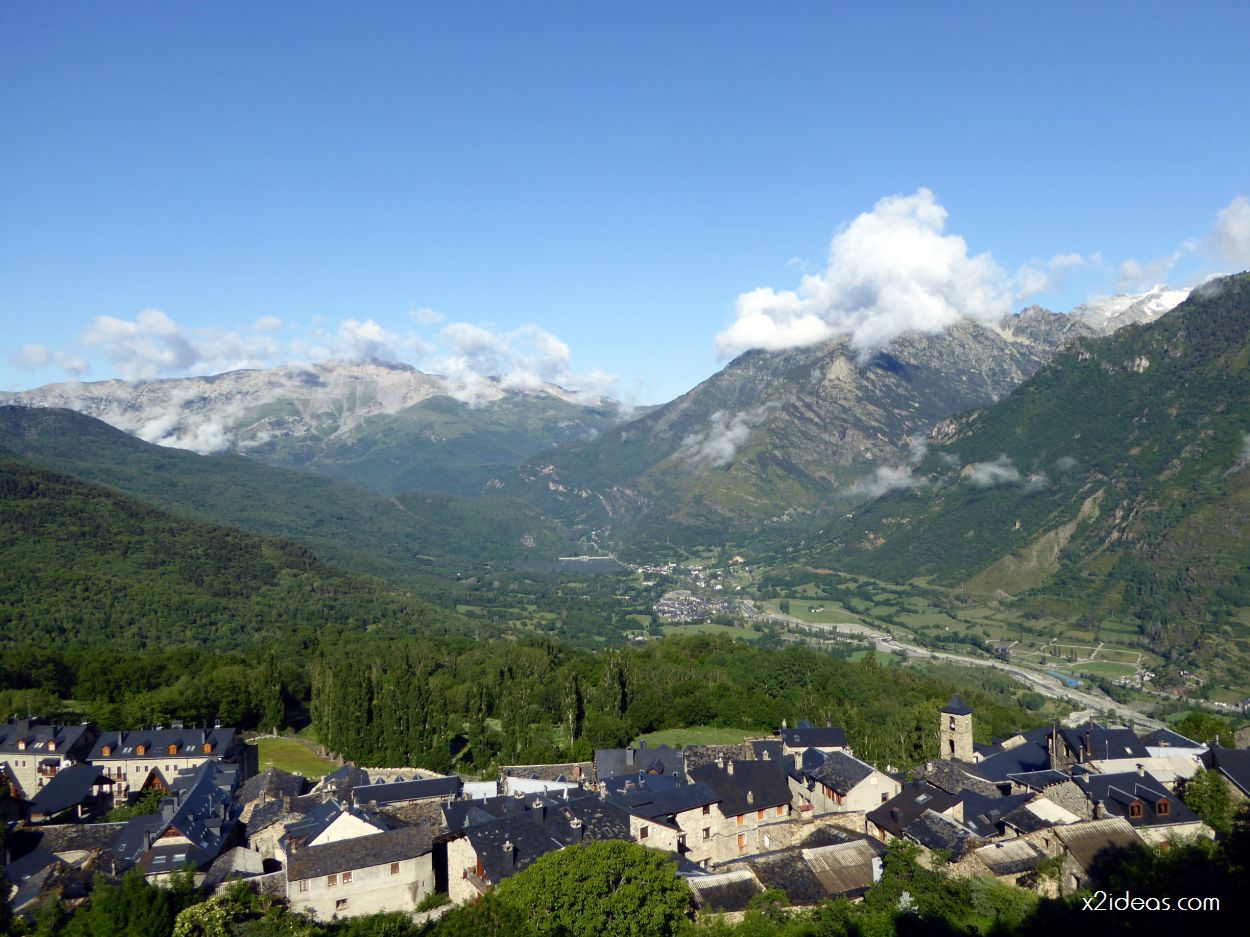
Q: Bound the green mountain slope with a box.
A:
[504,310,1092,551]
[0,460,467,649]
[814,273,1250,681]
[0,407,573,582]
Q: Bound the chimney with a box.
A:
[726,760,734,776]
[626,748,635,768]
[1136,764,1145,778]
[502,840,515,867]
[762,750,770,761]
[1094,800,1107,820]
[282,795,294,813]
[746,790,754,806]
[570,817,584,841]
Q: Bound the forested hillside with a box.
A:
[0,459,467,650]
[813,273,1250,683]
[0,406,573,581]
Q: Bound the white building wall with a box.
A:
[288,853,433,921]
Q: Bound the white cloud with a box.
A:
[82,309,201,380]
[715,188,1015,358]
[1015,252,1090,299]
[967,455,1021,488]
[1117,253,1183,291]
[1211,196,1250,268]
[1055,455,1078,471]
[678,407,773,469]
[433,322,615,406]
[335,318,401,361]
[1022,471,1049,493]
[848,436,930,498]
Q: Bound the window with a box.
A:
[776,805,784,816]
[1158,800,1170,816]
[640,825,649,840]
[703,828,710,841]
[335,899,348,911]
[342,871,352,884]
[736,814,744,827]
[1129,802,1143,818]
[327,874,338,887]
[298,880,308,893]
[390,862,400,876]
[702,804,711,815]
[737,833,746,854]
[757,809,764,820]
[881,792,889,803]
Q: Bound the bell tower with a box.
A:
[940,694,973,761]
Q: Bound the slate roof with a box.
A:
[245,799,302,836]
[687,869,762,911]
[1007,769,1071,791]
[941,695,973,716]
[499,762,592,784]
[688,760,792,816]
[999,798,1077,834]
[201,846,265,891]
[28,764,113,817]
[750,740,785,763]
[283,800,392,849]
[287,825,434,881]
[236,767,307,807]
[867,782,958,838]
[4,848,62,884]
[741,850,826,904]
[312,764,370,799]
[443,789,595,832]
[87,726,239,761]
[804,751,877,795]
[1054,818,1141,872]
[0,719,94,759]
[1075,770,1201,828]
[458,814,566,884]
[967,742,1052,782]
[1141,728,1204,750]
[902,809,979,859]
[1209,748,1250,797]
[353,775,462,806]
[602,772,680,797]
[5,821,126,863]
[913,759,1003,797]
[617,782,720,824]
[956,792,1033,838]
[1058,726,1150,762]
[780,725,847,750]
[596,743,685,781]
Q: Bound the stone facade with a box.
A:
[288,852,433,921]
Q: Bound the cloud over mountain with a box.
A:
[715,188,1014,358]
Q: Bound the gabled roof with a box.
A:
[902,809,979,859]
[867,782,958,838]
[442,789,595,833]
[236,767,308,807]
[1141,727,1204,750]
[941,695,973,716]
[283,799,392,848]
[687,869,762,911]
[688,760,792,816]
[973,838,1047,876]
[29,764,112,817]
[912,759,1003,797]
[0,719,93,758]
[804,751,877,795]
[954,792,1032,838]
[1058,726,1149,761]
[804,840,881,897]
[1006,769,1070,791]
[617,782,720,823]
[602,772,680,797]
[1209,748,1250,797]
[1054,818,1141,872]
[87,726,238,761]
[352,774,462,806]
[750,740,785,763]
[967,742,1051,782]
[287,825,433,881]
[780,725,847,750]
[594,744,684,782]
[1075,770,1200,827]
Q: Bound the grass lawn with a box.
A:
[763,599,863,625]
[849,649,900,666]
[256,736,338,779]
[633,726,754,748]
[660,623,748,637]
[1074,661,1138,678]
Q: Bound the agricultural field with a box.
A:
[632,725,754,748]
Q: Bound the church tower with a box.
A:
[940,694,973,761]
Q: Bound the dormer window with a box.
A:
[202,742,213,754]
[17,740,26,751]
[1129,802,1143,818]
[1157,799,1170,816]
[101,745,112,757]
[168,743,178,755]
[136,744,147,756]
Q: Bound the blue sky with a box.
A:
[2,1,1248,402]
